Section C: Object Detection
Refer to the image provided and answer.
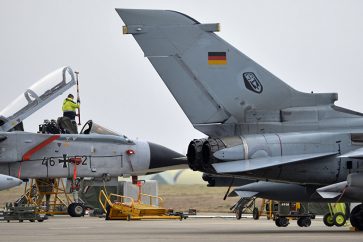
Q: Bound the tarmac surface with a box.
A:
[0,215,361,242]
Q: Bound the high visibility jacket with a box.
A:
[62,98,80,112]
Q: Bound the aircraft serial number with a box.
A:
[41,156,88,167]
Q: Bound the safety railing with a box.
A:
[98,190,135,213]
[139,193,164,207]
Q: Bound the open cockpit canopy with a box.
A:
[0,67,75,131]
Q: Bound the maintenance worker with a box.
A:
[61,94,80,133]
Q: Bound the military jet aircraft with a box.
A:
[0,66,185,215]
[117,9,363,230]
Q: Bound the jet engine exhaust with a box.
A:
[187,139,206,171]
[201,138,226,172]
[187,136,243,173]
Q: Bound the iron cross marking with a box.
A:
[59,154,68,168]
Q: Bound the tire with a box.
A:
[297,218,303,227]
[275,217,288,227]
[68,203,85,217]
[37,219,44,222]
[301,217,311,227]
[350,204,363,231]
[235,209,242,220]
[280,217,289,227]
[253,208,260,220]
[275,218,282,227]
[333,212,346,227]
[323,213,334,227]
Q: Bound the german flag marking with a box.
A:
[208,52,227,65]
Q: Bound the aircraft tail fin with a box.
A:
[117,9,337,126]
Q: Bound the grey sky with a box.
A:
[0,0,362,154]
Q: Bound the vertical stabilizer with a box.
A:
[117,9,337,127]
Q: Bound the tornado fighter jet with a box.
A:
[0,66,185,215]
[118,9,363,230]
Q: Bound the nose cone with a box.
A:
[0,175,22,191]
[148,142,186,170]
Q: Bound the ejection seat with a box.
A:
[57,117,78,134]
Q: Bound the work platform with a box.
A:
[99,190,185,220]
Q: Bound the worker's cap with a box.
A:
[68,94,74,99]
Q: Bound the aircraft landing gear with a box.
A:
[67,203,85,217]
[350,204,363,231]
[67,178,85,217]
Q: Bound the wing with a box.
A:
[317,173,363,201]
[316,182,347,199]
[339,147,363,159]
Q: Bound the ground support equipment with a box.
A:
[231,197,255,220]
[17,178,85,217]
[0,203,47,223]
[250,200,315,227]
[323,203,348,227]
[99,190,186,221]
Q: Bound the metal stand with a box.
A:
[19,178,73,215]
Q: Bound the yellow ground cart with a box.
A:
[98,185,186,221]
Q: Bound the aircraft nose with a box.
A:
[148,142,186,169]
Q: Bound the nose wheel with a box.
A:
[67,203,85,217]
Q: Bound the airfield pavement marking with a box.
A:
[0,216,361,242]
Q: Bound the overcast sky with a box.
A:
[0,0,363,154]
